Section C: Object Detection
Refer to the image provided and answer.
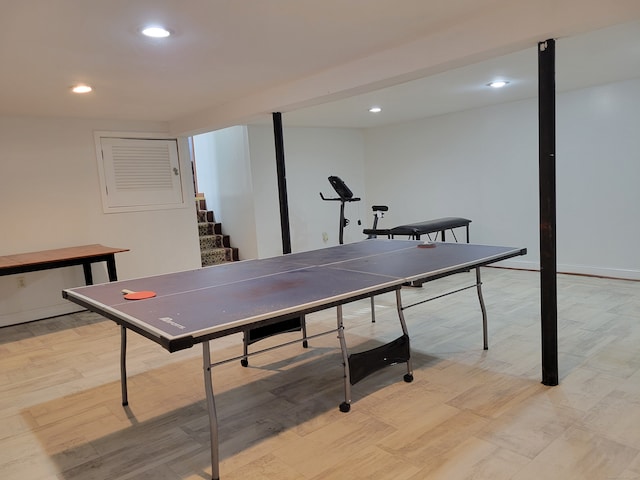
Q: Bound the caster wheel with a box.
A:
[403,373,414,383]
[302,340,309,348]
[240,358,248,367]
[339,402,351,413]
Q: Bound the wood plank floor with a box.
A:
[1,267,639,479]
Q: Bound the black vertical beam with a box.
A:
[272,112,292,254]
[538,39,559,386]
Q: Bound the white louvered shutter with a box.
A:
[99,137,184,210]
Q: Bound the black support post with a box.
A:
[272,112,292,254]
[538,39,559,386]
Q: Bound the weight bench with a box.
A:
[364,216,472,311]
[363,217,471,242]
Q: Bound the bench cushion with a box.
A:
[390,217,471,236]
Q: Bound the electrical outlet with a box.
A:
[322,232,329,242]
[17,276,26,288]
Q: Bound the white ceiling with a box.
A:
[280,21,640,128]
[1,1,639,134]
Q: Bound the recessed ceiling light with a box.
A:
[488,80,509,88]
[141,26,171,38]
[369,106,382,113]
[71,85,93,94]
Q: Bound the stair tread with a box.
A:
[199,232,227,237]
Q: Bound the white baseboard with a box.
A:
[0,303,84,328]
[495,259,640,281]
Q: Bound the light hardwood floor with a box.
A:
[1,267,639,479]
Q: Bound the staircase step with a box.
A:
[198,222,223,236]
[196,205,238,265]
[197,210,216,223]
[199,234,230,250]
[201,247,239,266]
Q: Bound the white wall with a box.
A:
[555,79,640,277]
[0,116,201,327]
[364,99,539,256]
[247,126,367,258]
[190,77,639,280]
[193,125,367,261]
[193,126,258,260]
[364,77,640,279]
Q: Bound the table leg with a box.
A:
[370,296,376,323]
[203,342,220,480]
[82,262,94,285]
[106,254,118,281]
[475,268,488,350]
[395,290,414,382]
[336,305,352,413]
[120,326,128,406]
[301,314,309,348]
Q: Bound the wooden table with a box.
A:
[0,244,129,284]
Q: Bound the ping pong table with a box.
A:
[63,239,526,480]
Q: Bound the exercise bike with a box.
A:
[320,175,390,243]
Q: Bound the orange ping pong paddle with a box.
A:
[121,289,157,300]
